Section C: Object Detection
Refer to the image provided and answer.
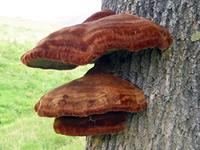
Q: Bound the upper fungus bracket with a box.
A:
[21,9,173,70]
[83,9,116,23]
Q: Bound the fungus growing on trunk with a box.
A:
[83,9,116,23]
[54,112,127,136]
[35,72,147,136]
[21,10,172,70]
[21,10,173,136]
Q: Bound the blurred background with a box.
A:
[0,0,100,149]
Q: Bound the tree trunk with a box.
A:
[86,0,200,149]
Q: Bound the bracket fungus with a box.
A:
[21,10,172,70]
[83,9,116,23]
[54,112,127,136]
[35,72,147,136]
[21,10,173,136]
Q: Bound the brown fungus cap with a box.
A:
[54,112,127,136]
[21,9,115,70]
[83,9,116,23]
[35,73,147,117]
[21,10,173,70]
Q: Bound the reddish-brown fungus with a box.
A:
[54,112,126,136]
[83,9,116,23]
[21,10,172,70]
[35,73,147,117]
[34,72,147,136]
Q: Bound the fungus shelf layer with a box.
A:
[35,73,147,117]
[35,73,147,136]
[54,112,126,136]
[21,10,172,70]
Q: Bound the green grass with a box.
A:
[0,17,91,150]
[0,115,85,150]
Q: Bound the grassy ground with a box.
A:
[0,17,91,150]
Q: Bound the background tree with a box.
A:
[86,0,200,149]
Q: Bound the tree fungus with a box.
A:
[21,10,172,70]
[35,72,147,135]
[21,10,172,136]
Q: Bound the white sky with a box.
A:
[0,0,101,24]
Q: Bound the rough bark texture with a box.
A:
[86,0,200,150]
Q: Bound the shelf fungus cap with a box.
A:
[35,73,147,136]
[35,73,147,117]
[21,10,172,70]
[54,112,127,136]
[20,10,116,70]
[83,9,116,23]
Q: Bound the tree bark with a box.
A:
[86,0,200,149]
